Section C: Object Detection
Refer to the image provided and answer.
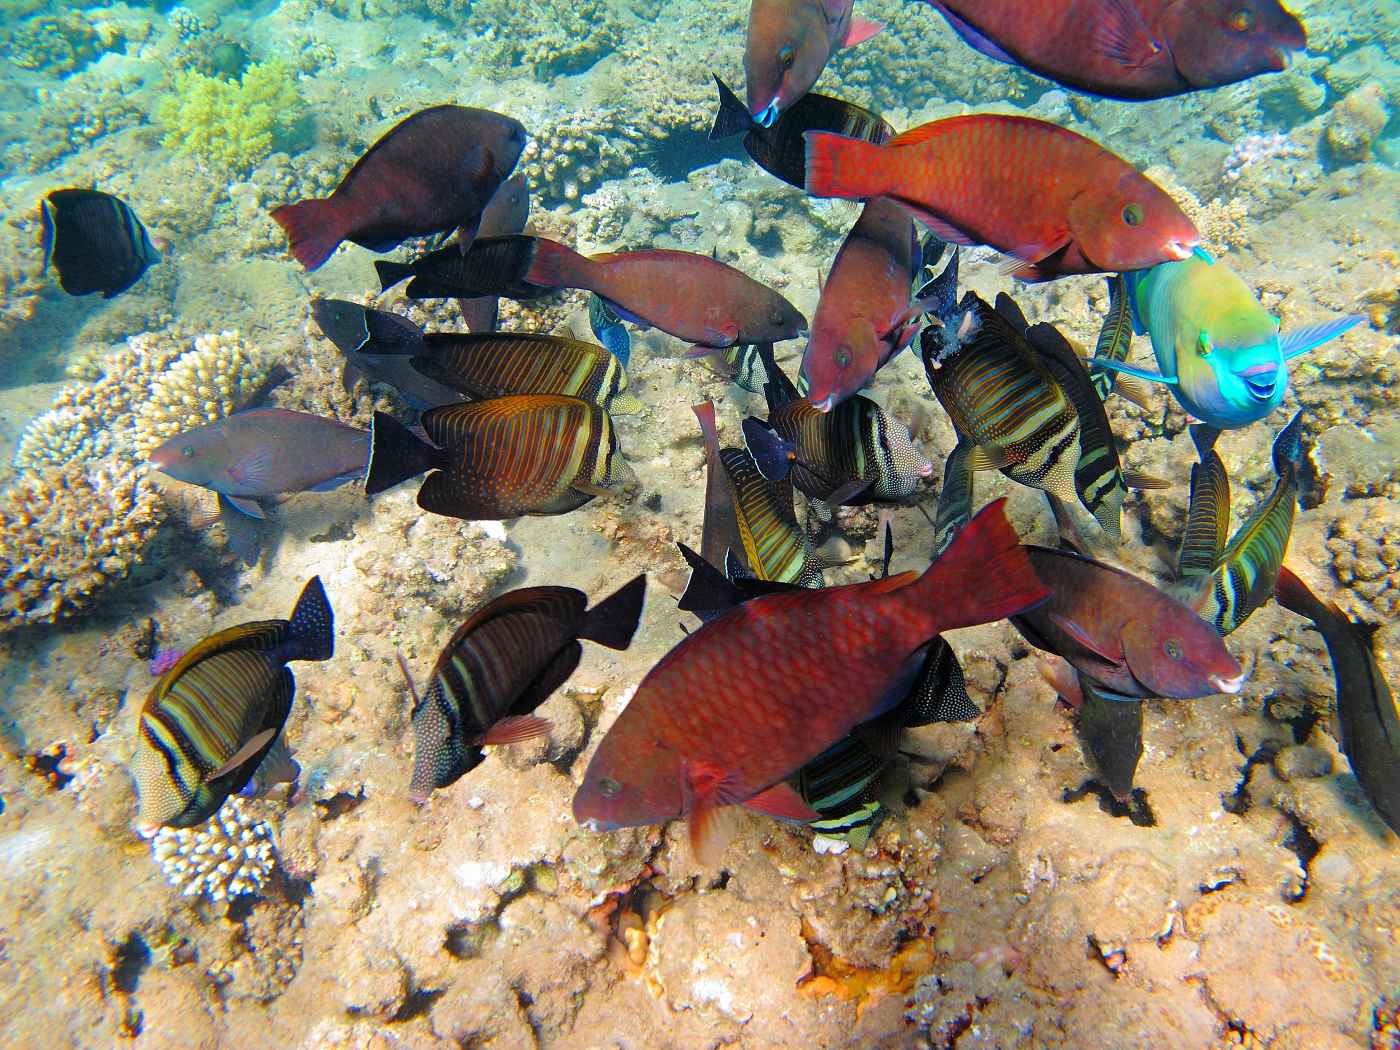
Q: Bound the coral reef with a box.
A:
[131,330,272,455]
[1225,132,1308,184]
[156,61,305,173]
[459,0,623,78]
[6,12,111,74]
[151,799,279,905]
[1325,82,1392,164]
[0,459,164,630]
[1145,164,1252,255]
[519,106,646,205]
[1322,498,1400,619]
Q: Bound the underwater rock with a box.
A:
[1326,82,1392,163]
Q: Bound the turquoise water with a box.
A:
[0,1,1396,1046]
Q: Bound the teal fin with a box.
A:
[1280,315,1363,361]
[1087,357,1177,385]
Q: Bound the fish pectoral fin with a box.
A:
[1113,373,1157,411]
[682,343,727,359]
[898,206,980,249]
[1048,612,1124,665]
[208,728,278,781]
[1123,469,1170,490]
[742,782,821,822]
[930,3,1018,64]
[1093,0,1165,67]
[966,444,1011,471]
[227,447,275,488]
[483,715,553,746]
[741,417,795,482]
[689,801,739,866]
[826,478,873,507]
[1087,357,1176,385]
[1280,315,1364,360]
[841,16,885,48]
[223,494,269,519]
[702,323,741,348]
[1035,655,1084,709]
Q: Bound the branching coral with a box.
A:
[520,107,645,205]
[7,13,110,74]
[0,459,164,630]
[454,0,621,77]
[156,61,305,173]
[151,798,278,904]
[1144,165,1252,255]
[131,330,272,455]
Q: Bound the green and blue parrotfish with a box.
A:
[1090,249,1362,430]
[1183,411,1304,635]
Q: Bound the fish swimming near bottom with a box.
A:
[374,235,550,301]
[364,396,633,520]
[1182,411,1303,635]
[132,577,334,833]
[403,575,646,799]
[149,409,370,519]
[41,187,160,299]
[572,499,1049,862]
[310,299,462,410]
[743,346,931,510]
[1274,567,1399,835]
[1010,545,1244,700]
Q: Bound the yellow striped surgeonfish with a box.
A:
[132,576,334,834]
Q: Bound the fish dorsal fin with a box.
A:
[742,781,821,822]
[993,293,1030,334]
[860,569,918,596]
[886,122,950,149]
[153,621,288,700]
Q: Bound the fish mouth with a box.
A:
[810,394,836,413]
[136,822,161,839]
[1237,363,1279,400]
[1163,238,1196,261]
[753,99,780,128]
[1209,670,1246,694]
[917,461,935,478]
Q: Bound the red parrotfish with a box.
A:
[149,409,369,519]
[804,114,1199,280]
[801,197,922,410]
[270,106,526,271]
[745,0,885,127]
[572,499,1049,862]
[923,0,1306,101]
[1011,545,1244,700]
[524,238,808,352]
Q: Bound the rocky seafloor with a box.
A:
[0,0,1398,1047]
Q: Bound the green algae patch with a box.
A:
[156,61,305,174]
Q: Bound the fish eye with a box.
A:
[778,45,795,69]
[1121,203,1144,227]
[598,776,620,798]
[180,445,195,458]
[1198,332,1212,357]
[1228,8,1254,31]
[1164,639,1183,661]
[834,347,851,368]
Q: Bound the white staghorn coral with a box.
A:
[151,798,278,904]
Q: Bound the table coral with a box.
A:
[151,798,278,904]
[156,61,305,173]
[0,458,164,630]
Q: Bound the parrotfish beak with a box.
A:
[754,100,780,128]
[811,394,836,413]
[1164,239,1196,261]
[136,822,161,839]
[1210,669,1246,694]
[1237,362,1279,400]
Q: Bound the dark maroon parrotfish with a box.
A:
[150,409,369,519]
[270,105,527,270]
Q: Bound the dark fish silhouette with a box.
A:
[310,299,463,410]
[40,187,160,298]
[459,172,531,332]
[271,105,526,270]
[374,235,550,300]
[710,74,892,189]
[403,575,646,798]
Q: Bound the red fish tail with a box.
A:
[910,498,1049,633]
[270,198,344,271]
[804,132,886,200]
[692,399,720,455]
[523,237,595,290]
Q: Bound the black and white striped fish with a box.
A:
[743,345,931,510]
[1185,411,1304,635]
[1177,424,1230,579]
[133,577,333,833]
[921,291,1082,506]
[402,576,645,798]
[1090,275,1154,413]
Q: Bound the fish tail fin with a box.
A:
[709,74,754,140]
[1188,422,1221,461]
[374,259,416,292]
[804,132,884,200]
[364,411,442,496]
[286,576,334,662]
[580,574,647,650]
[676,542,742,616]
[1272,409,1306,475]
[910,498,1049,633]
[1273,565,1335,624]
[523,237,594,290]
[692,399,720,456]
[270,198,343,271]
